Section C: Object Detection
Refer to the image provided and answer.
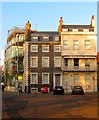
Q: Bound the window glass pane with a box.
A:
[31,45,38,52]
[31,57,38,67]
[42,73,49,84]
[42,57,49,67]
[42,45,49,52]
[54,37,59,41]
[85,40,90,49]
[63,40,68,49]
[32,36,38,40]
[54,57,61,67]
[74,74,79,80]
[85,74,91,84]
[85,59,90,66]
[73,40,79,49]
[54,45,60,52]
[43,36,49,40]
[31,73,38,84]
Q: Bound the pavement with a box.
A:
[2,91,99,120]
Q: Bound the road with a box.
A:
[2,91,99,119]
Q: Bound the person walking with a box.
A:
[17,83,22,94]
[1,82,5,91]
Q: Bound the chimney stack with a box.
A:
[90,15,95,28]
[58,17,63,32]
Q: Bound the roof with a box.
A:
[62,25,93,29]
[31,31,59,36]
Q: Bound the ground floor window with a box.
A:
[30,73,38,84]
[42,73,50,84]
[31,88,38,93]
[85,74,91,84]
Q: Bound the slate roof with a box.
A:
[62,25,92,29]
[31,31,59,36]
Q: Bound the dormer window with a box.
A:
[32,36,38,40]
[54,36,59,41]
[89,28,94,32]
[68,28,72,31]
[78,28,83,32]
[43,36,49,40]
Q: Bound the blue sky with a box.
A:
[1,2,98,52]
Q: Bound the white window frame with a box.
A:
[31,88,38,93]
[54,57,61,67]
[30,73,38,84]
[30,57,38,67]
[31,45,38,52]
[42,73,50,84]
[54,45,61,52]
[73,40,79,50]
[85,74,91,84]
[43,36,49,40]
[42,57,49,67]
[85,40,90,50]
[74,74,79,81]
[32,36,38,40]
[63,40,69,49]
[42,45,49,52]
[54,36,59,41]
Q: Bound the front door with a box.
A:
[55,74,61,86]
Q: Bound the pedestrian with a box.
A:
[17,83,22,94]
[1,82,5,91]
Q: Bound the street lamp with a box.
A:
[66,79,67,94]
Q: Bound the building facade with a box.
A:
[59,16,97,93]
[4,16,97,93]
[97,52,99,91]
[4,26,25,90]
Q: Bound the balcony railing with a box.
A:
[62,66,97,71]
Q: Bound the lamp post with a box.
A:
[66,79,67,94]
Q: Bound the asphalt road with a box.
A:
[2,91,99,119]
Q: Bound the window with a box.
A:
[31,45,38,52]
[43,36,49,40]
[42,45,49,52]
[42,57,49,67]
[54,36,59,41]
[32,36,38,40]
[74,58,79,66]
[85,59,90,66]
[68,28,72,31]
[31,88,38,93]
[54,45,60,52]
[78,28,83,32]
[42,73,50,84]
[74,74,79,81]
[85,74,91,84]
[54,57,61,67]
[85,40,90,49]
[65,58,68,66]
[18,34,25,42]
[73,40,79,49]
[31,57,38,67]
[85,59,90,69]
[30,73,38,84]
[63,40,69,49]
